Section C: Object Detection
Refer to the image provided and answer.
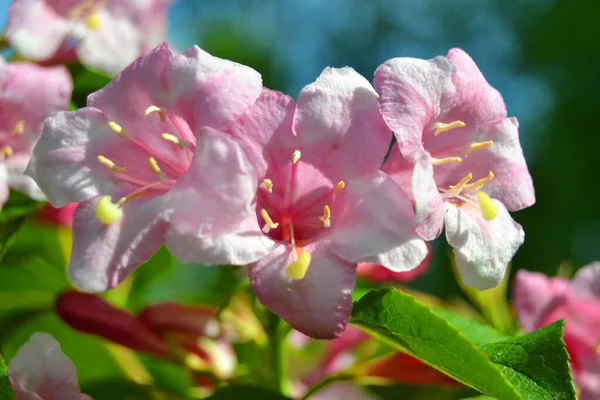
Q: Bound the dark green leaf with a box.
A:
[0,352,15,400]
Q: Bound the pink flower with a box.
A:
[0,55,72,210]
[513,263,600,400]
[167,68,428,339]
[357,242,432,282]
[8,332,92,400]
[6,0,174,75]
[375,48,535,289]
[26,43,263,292]
[36,202,79,228]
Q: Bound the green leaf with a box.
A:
[350,289,575,400]
[0,352,15,400]
[207,386,291,400]
[0,192,44,261]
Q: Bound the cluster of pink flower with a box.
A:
[21,42,535,340]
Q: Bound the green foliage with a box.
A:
[0,192,44,261]
[0,352,15,400]
[208,385,291,400]
[350,289,575,400]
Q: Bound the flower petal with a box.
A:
[374,56,454,156]
[445,200,524,289]
[5,155,45,201]
[69,196,170,292]
[293,67,391,180]
[8,332,82,400]
[329,171,428,272]
[570,262,600,300]
[6,0,69,60]
[412,151,445,240]
[26,109,116,207]
[249,243,355,339]
[0,166,9,209]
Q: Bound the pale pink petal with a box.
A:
[69,196,170,292]
[374,56,455,156]
[445,200,524,289]
[293,67,391,180]
[569,262,600,300]
[249,243,355,339]
[357,243,432,282]
[577,359,600,400]
[412,151,445,240]
[76,9,141,75]
[5,155,45,201]
[329,171,427,272]
[308,382,376,400]
[25,109,117,207]
[512,270,569,332]
[8,332,81,400]
[6,0,70,60]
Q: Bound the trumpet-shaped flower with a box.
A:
[0,56,72,210]
[513,263,600,400]
[26,43,263,292]
[375,48,535,289]
[166,68,428,339]
[8,332,92,400]
[6,0,174,75]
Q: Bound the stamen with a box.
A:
[145,106,167,123]
[148,157,162,176]
[85,12,101,29]
[464,171,494,191]
[285,251,312,280]
[97,155,126,172]
[0,145,14,159]
[260,179,273,193]
[477,191,498,221]
[260,209,279,233]
[464,141,493,157]
[431,156,463,166]
[96,195,123,224]
[319,205,331,228]
[292,150,301,164]
[161,133,185,149]
[334,181,345,194]
[434,120,466,136]
[108,121,130,139]
[448,173,473,192]
[11,120,25,136]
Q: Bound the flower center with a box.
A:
[256,150,345,280]
[0,120,25,161]
[94,105,195,224]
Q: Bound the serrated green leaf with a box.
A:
[350,289,575,400]
[207,385,291,400]
[0,352,15,400]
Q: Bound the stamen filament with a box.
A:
[434,120,466,136]
[145,106,167,123]
[11,120,25,136]
[108,121,130,139]
[334,181,345,194]
[431,156,463,166]
[161,133,185,149]
[464,141,493,157]
[97,155,126,172]
[448,173,473,192]
[292,150,301,164]
[319,205,331,228]
[148,157,162,175]
[260,209,279,233]
[260,179,273,193]
[116,181,164,207]
[463,171,494,191]
[0,145,14,159]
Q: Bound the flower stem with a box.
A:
[267,311,286,394]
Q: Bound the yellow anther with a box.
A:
[161,133,184,149]
[0,145,14,159]
[85,12,101,30]
[292,150,301,164]
[431,156,463,166]
[11,120,25,136]
[95,195,123,224]
[148,157,161,175]
[260,208,279,232]
[97,155,126,172]
[477,191,498,221]
[108,121,130,139]
[434,120,466,136]
[319,205,331,228]
[464,141,493,157]
[286,251,312,280]
[145,106,167,123]
[334,181,345,194]
[464,171,495,191]
[448,173,473,191]
[260,179,273,193]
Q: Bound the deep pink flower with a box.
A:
[513,263,600,400]
[167,68,428,339]
[357,242,432,282]
[26,43,263,291]
[0,55,72,209]
[37,202,78,228]
[8,332,92,400]
[375,48,535,289]
[6,0,174,75]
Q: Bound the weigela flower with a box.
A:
[357,242,432,283]
[0,55,72,210]
[375,48,535,289]
[166,68,428,338]
[8,332,92,400]
[6,0,174,75]
[26,43,263,291]
[514,264,600,400]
